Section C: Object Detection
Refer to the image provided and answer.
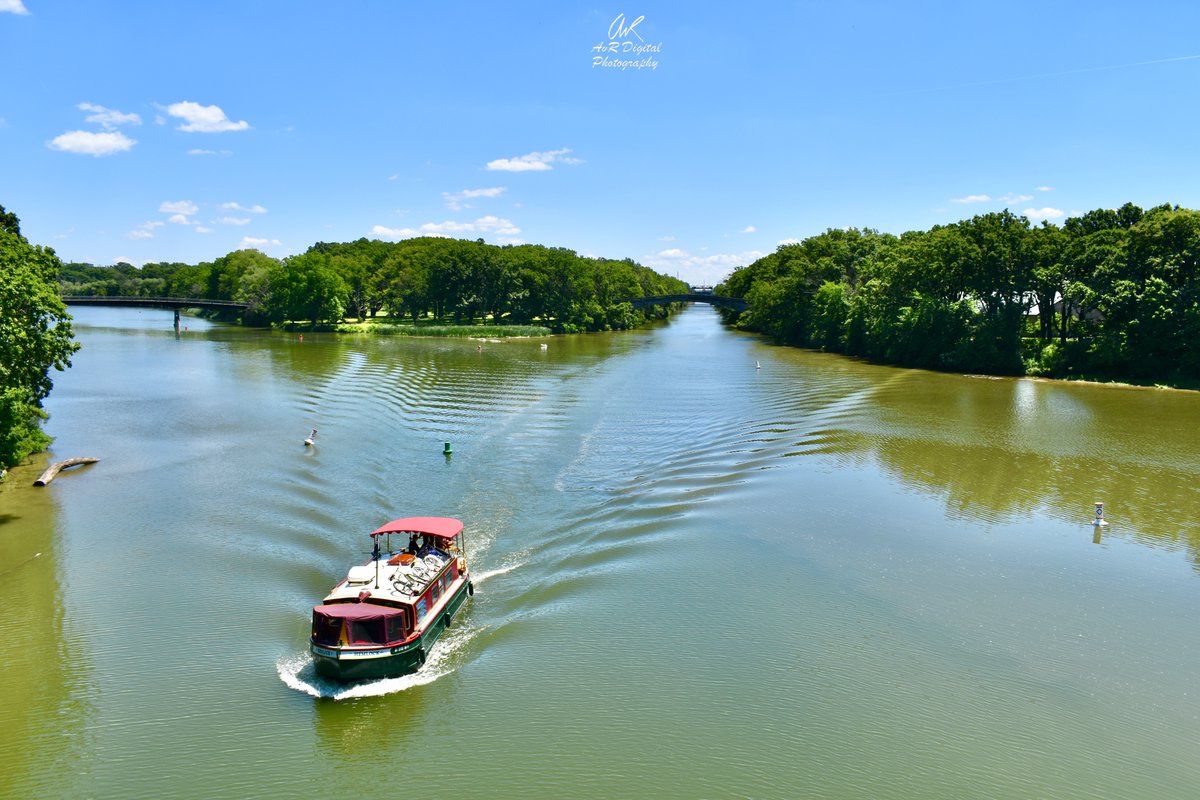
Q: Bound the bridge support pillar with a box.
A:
[173,308,180,332]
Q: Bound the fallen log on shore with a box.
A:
[34,457,99,486]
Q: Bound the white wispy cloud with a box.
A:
[644,247,766,285]
[48,102,143,154]
[740,225,756,234]
[240,236,281,249]
[167,214,192,225]
[443,186,506,210]
[187,148,231,156]
[127,220,164,240]
[167,101,250,133]
[220,202,267,213]
[485,148,581,172]
[47,130,136,156]
[0,0,30,14]
[952,191,1036,206]
[78,102,141,130]
[1024,207,1065,221]
[777,238,802,246]
[217,217,251,226]
[1037,186,1054,192]
[371,215,521,240]
[195,226,213,234]
[159,200,198,216]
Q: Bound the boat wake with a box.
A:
[471,561,521,586]
[277,620,481,700]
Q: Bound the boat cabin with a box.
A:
[311,516,468,649]
[312,602,411,646]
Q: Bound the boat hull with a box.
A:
[311,580,471,682]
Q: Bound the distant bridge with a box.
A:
[62,296,248,329]
[626,293,749,312]
[62,296,249,311]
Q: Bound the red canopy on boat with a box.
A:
[312,602,401,620]
[370,516,463,540]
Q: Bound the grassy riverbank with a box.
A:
[332,319,552,337]
[197,309,555,338]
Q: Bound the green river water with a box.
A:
[1,304,1198,799]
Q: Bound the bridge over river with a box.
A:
[625,291,749,313]
[62,296,249,329]
[61,296,249,311]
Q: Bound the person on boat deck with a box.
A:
[407,534,422,554]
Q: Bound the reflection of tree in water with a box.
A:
[831,372,1200,568]
[0,476,93,797]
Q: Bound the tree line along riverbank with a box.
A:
[1,205,78,472]
[58,236,689,334]
[715,202,1200,387]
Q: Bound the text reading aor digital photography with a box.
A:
[591,13,662,70]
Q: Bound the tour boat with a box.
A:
[310,516,474,682]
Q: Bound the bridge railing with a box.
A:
[622,293,749,312]
[61,295,249,309]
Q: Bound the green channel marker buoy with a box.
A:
[444,442,453,455]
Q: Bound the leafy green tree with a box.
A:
[264,253,348,326]
[0,205,80,470]
[506,245,550,324]
[328,253,373,320]
[377,245,433,322]
[475,246,515,323]
[215,249,281,325]
[541,247,596,332]
[309,238,390,319]
[1027,222,1067,343]
[808,281,849,351]
[1084,206,1200,377]
[166,262,210,298]
[204,248,275,303]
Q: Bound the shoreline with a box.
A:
[330,320,553,338]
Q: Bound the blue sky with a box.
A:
[3,1,1199,286]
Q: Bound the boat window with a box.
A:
[416,599,428,622]
[312,612,342,646]
[386,613,408,642]
[349,619,386,645]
